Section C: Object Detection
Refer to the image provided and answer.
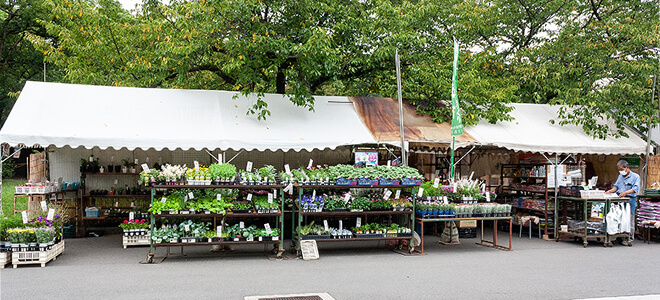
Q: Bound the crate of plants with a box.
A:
[149,195,183,215]
[391,197,414,211]
[186,167,212,185]
[119,219,149,237]
[322,194,349,212]
[150,224,183,244]
[0,251,10,269]
[300,194,325,213]
[387,224,412,237]
[298,222,332,240]
[331,229,353,239]
[224,224,265,242]
[455,204,474,218]
[352,223,386,238]
[253,196,280,214]
[257,228,281,241]
[209,163,237,185]
[231,202,254,214]
[349,196,371,212]
[239,165,279,186]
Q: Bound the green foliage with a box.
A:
[209,163,237,179]
[148,196,182,214]
[349,197,371,211]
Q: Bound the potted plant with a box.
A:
[349,197,371,212]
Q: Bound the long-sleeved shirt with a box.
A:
[613,171,640,198]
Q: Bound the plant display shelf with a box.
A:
[82,172,142,176]
[123,235,151,248]
[11,241,65,268]
[415,216,513,254]
[293,185,417,256]
[636,195,660,243]
[555,197,632,247]
[0,251,10,269]
[146,185,285,263]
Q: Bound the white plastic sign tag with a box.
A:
[239,221,245,229]
[129,212,135,220]
[284,164,291,175]
[443,198,449,205]
[308,159,313,169]
[161,197,167,203]
[356,217,362,228]
[268,193,273,204]
[217,226,223,237]
[417,187,424,198]
[194,161,199,172]
[433,178,440,189]
[47,208,55,221]
[246,161,253,172]
[184,224,190,232]
[188,192,194,199]
[384,190,392,200]
[134,159,139,165]
[264,223,272,234]
[217,194,222,201]
[339,220,343,231]
[387,160,391,168]
[323,220,329,232]
[312,190,316,200]
[141,164,150,173]
[115,202,119,207]
[284,183,294,194]
[395,190,401,199]
[114,179,118,185]
[273,189,277,199]
[343,193,351,203]
[486,192,491,202]
[184,196,188,202]
[247,194,253,201]
[40,200,47,211]
[131,202,135,207]
[22,211,28,224]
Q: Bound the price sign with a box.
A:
[273,189,277,199]
[184,224,190,232]
[47,208,55,221]
[22,211,28,224]
[188,192,194,199]
[395,190,401,199]
[217,226,223,237]
[268,193,273,204]
[433,178,440,189]
[114,178,118,185]
[308,159,313,169]
[384,190,392,200]
[115,202,119,207]
[356,217,362,228]
[129,212,135,220]
[284,164,291,175]
[247,194,253,201]
[264,223,272,235]
[312,190,316,200]
[194,161,200,172]
[387,160,391,168]
[323,220,329,232]
[246,161,253,172]
[161,197,167,203]
[40,200,47,211]
[339,220,343,231]
[217,194,222,201]
[141,164,150,173]
[184,196,188,202]
[131,202,135,207]
[417,187,424,198]
[486,192,491,202]
[239,221,245,229]
[343,193,351,203]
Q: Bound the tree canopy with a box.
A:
[29,0,660,138]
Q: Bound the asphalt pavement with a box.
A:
[1,228,659,300]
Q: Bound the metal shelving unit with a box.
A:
[556,196,632,247]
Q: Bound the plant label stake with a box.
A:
[129,212,134,220]
[273,189,277,199]
[308,159,313,169]
[188,192,194,199]
[131,202,134,207]
[184,196,188,202]
[486,192,491,202]
[239,221,244,229]
[284,164,291,175]
[323,220,329,232]
[194,160,199,172]
[343,193,351,203]
[247,194,253,201]
[417,187,424,198]
[141,164,150,173]
[312,190,316,200]
[217,194,222,201]
[217,226,223,237]
[115,202,119,207]
[444,198,449,205]
[356,217,362,228]
[134,159,138,165]
[284,183,294,194]
[268,193,273,204]
[339,220,343,231]
[395,190,401,199]
[387,160,391,168]
[47,208,55,221]
[384,190,392,200]
[246,161,253,172]
[40,200,47,211]
[161,197,167,203]
[114,178,118,185]
[184,224,190,232]
[218,154,223,164]
[433,178,440,189]
[21,211,28,224]
[264,223,272,235]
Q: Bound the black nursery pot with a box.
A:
[114,165,122,173]
[108,165,113,173]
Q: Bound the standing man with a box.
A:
[605,160,640,244]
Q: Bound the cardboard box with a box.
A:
[456,220,477,228]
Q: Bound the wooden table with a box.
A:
[415,216,513,254]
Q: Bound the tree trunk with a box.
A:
[276,70,285,94]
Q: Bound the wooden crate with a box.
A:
[12,241,65,268]
[647,156,660,189]
[122,235,151,248]
[0,251,10,269]
[28,152,46,182]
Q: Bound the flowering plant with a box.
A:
[161,164,187,181]
[119,219,149,230]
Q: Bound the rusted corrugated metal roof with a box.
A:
[349,97,475,146]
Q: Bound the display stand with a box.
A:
[293,185,416,256]
[0,251,10,269]
[14,190,81,236]
[12,241,65,268]
[555,197,631,247]
[636,195,660,243]
[145,185,284,263]
[500,164,554,238]
[415,216,513,254]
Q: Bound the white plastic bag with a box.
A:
[606,204,620,235]
[620,203,631,233]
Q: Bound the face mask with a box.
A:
[619,170,627,176]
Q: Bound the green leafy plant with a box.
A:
[349,197,371,211]
[209,163,237,179]
[149,196,182,214]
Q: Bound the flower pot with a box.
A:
[130,167,136,173]
[124,231,129,236]
[39,243,49,251]
[28,242,38,251]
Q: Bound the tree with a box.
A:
[0,0,61,127]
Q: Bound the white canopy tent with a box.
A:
[464,103,647,155]
[0,81,378,151]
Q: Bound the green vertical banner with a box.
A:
[450,40,463,136]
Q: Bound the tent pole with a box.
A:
[395,49,407,166]
[554,153,559,237]
[643,75,657,193]
[450,136,456,179]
